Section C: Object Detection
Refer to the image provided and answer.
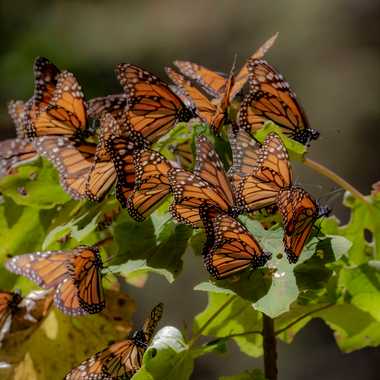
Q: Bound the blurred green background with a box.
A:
[1,1,379,378]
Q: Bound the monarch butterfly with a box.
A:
[231,132,326,262]
[278,187,329,263]
[87,94,128,120]
[174,33,278,100]
[165,66,233,134]
[238,58,319,145]
[25,56,61,139]
[116,63,195,144]
[169,135,241,227]
[5,246,105,316]
[200,207,271,279]
[64,302,163,379]
[0,101,39,177]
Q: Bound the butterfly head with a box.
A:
[251,250,272,270]
[132,329,148,348]
[177,106,195,123]
[317,204,331,218]
[284,248,299,264]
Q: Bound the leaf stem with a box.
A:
[275,303,334,336]
[303,158,368,204]
[189,295,235,347]
[263,314,278,380]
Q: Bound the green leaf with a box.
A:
[133,326,193,380]
[0,159,70,209]
[111,210,192,281]
[220,369,266,380]
[106,259,175,283]
[339,264,380,321]
[253,122,306,160]
[317,303,380,352]
[321,194,380,264]
[194,293,263,358]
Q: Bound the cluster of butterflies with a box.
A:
[0,33,329,378]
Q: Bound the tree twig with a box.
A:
[304,158,368,204]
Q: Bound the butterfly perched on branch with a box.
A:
[64,303,164,379]
[5,246,105,316]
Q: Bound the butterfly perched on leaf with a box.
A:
[64,302,164,380]
[116,63,195,145]
[5,246,105,316]
[238,58,319,145]
[230,130,327,262]
[169,135,243,227]
[0,101,39,177]
[200,206,271,279]
[174,33,278,100]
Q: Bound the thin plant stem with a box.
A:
[304,158,368,204]
[189,295,234,347]
[263,314,278,380]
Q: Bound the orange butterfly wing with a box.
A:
[70,247,105,314]
[87,94,128,120]
[127,149,172,221]
[85,113,117,201]
[234,133,292,212]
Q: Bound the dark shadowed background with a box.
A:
[1,1,379,379]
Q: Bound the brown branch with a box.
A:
[263,314,278,380]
